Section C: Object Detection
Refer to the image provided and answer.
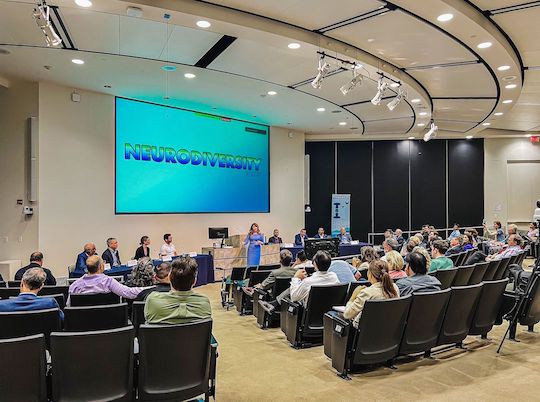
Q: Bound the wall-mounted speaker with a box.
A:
[28,116,38,202]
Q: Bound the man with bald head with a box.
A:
[74,243,97,277]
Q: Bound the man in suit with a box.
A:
[255,249,296,292]
[74,243,97,276]
[0,267,63,320]
[102,237,121,267]
[268,229,283,244]
[294,228,309,246]
[314,227,329,239]
[14,251,56,285]
[337,226,352,244]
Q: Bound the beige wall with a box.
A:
[38,82,305,277]
[484,137,540,229]
[0,80,39,265]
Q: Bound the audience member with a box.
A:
[145,256,211,324]
[381,238,399,261]
[134,236,151,259]
[462,234,474,251]
[385,250,406,280]
[395,228,405,247]
[294,228,309,246]
[268,229,283,244]
[136,262,172,301]
[255,250,296,291]
[69,255,148,300]
[383,229,394,240]
[486,234,523,261]
[0,268,63,320]
[448,223,461,240]
[429,240,454,272]
[343,260,399,328]
[314,227,329,239]
[74,242,96,276]
[358,246,378,273]
[402,237,420,256]
[329,260,360,284]
[445,235,464,256]
[15,251,56,285]
[484,220,505,242]
[337,227,352,244]
[527,222,539,242]
[292,250,312,268]
[160,233,178,258]
[102,237,121,267]
[412,246,432,271]
[396,252,441,297]
[126,257,155,287]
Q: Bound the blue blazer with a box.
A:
[74,252,89,276]
[294,233,308,246]
[0,293,63,320]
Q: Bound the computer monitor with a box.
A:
[304,238,340,259]
[208,227,228,239]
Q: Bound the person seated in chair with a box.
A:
[394,228,405,247]
[385,250,407,280]
[294,228,309,246]
[15,251,56,285]
[381,238,399,261]
[396,252,441,297]
[429,240,454,272]
[0,267,63,320]
[102,237,121,267]
[292,250,313,269]
[267,229,283,244]
[145,256,211,324]
[486,234,523,261]
[255,250,296,292]
[328,259,361,284]
[462,234,474,251]
[343,260,399,328]
[74,243,97,276]
[314,227,329,239]
[448,223,461,240]
[445,235,464,256]
[336,227,353,244]
[136,262,172,301]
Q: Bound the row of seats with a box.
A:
[448,248,478,267]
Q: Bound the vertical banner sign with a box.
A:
[331,194,351,236]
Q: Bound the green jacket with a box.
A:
[144,289,212,324]
[429,257,454,273]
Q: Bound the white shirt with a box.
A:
[290,271,340,304]
[160,243,176,257]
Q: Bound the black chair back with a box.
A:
[132,301,146,331]
[273,277,292,299]
[0,308,60,347]
[448,253,461,265]
[64,303,128,332]
[69,292,121,306]
[258,264,281,270]
[483,259,500,281]
[229,267,246,281]
[7,280,21,288]
[138,320,212,401]
[247,270,272,287]
[352,295,412,365]
[494,257,511,280]
[469,279,508,336]
[39,294,66,310]
[437,284,483,345]
[399,289,451,355]
[302,284,348,337]
[39,285,69,300]
[51,326,134,402]
[508,253,520,267]
[346,281,369,301]
[517,251,527,266]
[0,334,47,402]
[305,266,315,275]
[455,252,468,267]
[435,268,458,290]
[0,281,6,288]
[468,262,489,285]
[452,265,475,286]
[519,272,540,326]
[0,288,20,299]
[243,266,256,280]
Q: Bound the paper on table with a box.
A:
[126,260,137,267]
[162,256,172,262]
[104,263,111,271]
[350,240,359,245]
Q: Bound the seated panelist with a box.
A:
[74,243,97,276]
[102,237,121,267]
[313,227,329,239]
[294,228,309,246]
[337,227,352,244]
[268,229,283,244]
[134,236,151,260]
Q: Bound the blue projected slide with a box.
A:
[115,98,270,214]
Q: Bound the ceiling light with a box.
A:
[317,107,326,112]
[267,90,277,96]
[419,112,428,116]
[196,20,211,28]
[502,99,513,104]
[33,4,62,47]
[494,112,503,116]
[482,122,491,126]
[339,122,347,126]
[408,136,415,140]
[498,65,510,71]
[411,98,421,103]
[387,89,404,111]
[466,135,473,139]
[161,65,176,71]
[71,58,84,65]
[75,0,92,7]
[311,55,331,89]
[505,84,517,89]
[184,73,196,79]
[437,13,454,22]
[371,78,389,105]
[477,42,492,49]
[367,38,375,42]
[423,121,438,142]
[288,43,301,49]
[417,123,426,127]
[340,70,363,95]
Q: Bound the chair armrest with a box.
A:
[282,298,301,315]
[253,287,269,297]
[324,312,351,337]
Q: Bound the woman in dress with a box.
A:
[244,223,264,267]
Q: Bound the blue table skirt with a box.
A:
[70,254,214,287]
[282,243,371,259]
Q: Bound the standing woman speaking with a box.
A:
[244,223,264,267]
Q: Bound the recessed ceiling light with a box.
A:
[437,13,454,22]
[419,112,428,116]
[411,98,421,103]
[288,43,301,49]
[482,122,491,126]
[417,123,425,127]
[502,99,513,104]
[184,73,196,79]
[390,82,400,88]
[505,84,517,89]
[161,65,176,71]
[494,112,503,116]
[75,0,92,7]
[477,42,492,49]
[317,107,326,112]
[196,20,211,28]
[498,65,510,71]
[466,135,473,139]
[408,136,415,140]
[339,122,347,126]
[367,38,375,42]
[267,90,277,96]
[71,58,84,65]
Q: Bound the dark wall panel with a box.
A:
[410,140,447,229]
[305,141,335,237]
[337,141,372,241]
[373,141,410,233]
[448,139,484,227]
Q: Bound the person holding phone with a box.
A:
[244,223,264,267]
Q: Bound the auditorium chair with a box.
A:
[7,280,21,288]
[257,263,281,270]
[0,281,5,287]
[504,268,540,340]
[448,253,461,265]
[233,270,271,315]
[398,289,451,357]
[220,266,246,309]
[324,295,411,379]
[0,287,20,299]
[69,292,121,306]
[0,308,61,348]
[39,293,66,310]
[452,265,476,286]
[468,262,489,285]
[454,252,468,267]
[434,268,457,290]
[483,259,500,281]
[39,285,69,301]
[132,301,146,334]
[469,278,508,338]
[493,257,512,280]
[281,284,348,348]
[437,283,483,348]
[138,320,213,401]
[345,280,370,301]
[255,277,291,329]
[0,334,47,402]
[50,326,134,402]
[64,303,128,332]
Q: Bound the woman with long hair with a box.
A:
[126,257,155,287]
[385,250,407,280]
[244,223,264,267]
[134,235,151,260]
[344,260,399,328]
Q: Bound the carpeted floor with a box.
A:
[196,280,540,402]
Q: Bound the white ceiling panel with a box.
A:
[433,99,496,122]
[410,63,497,97]
[363,117,413,134]
[0,1,51,46]
[204,0,384,31]
[493,9,540,66]
[330,10,476,69]
[346,100,413,121]
[437,121,477,133]
[469,1,526,10]
[162,25,222,66]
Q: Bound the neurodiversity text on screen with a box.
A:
[123,143,262,171]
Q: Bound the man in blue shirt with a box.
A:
[0,267,63,320]
[74,242,97,276]
[328,260,361,284]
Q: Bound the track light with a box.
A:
[371,78,389,105]
[33,1,62,47]
[340,69,363,95]
[423,121,438,142]
[387,88,404,111]
[311,56,332,89]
